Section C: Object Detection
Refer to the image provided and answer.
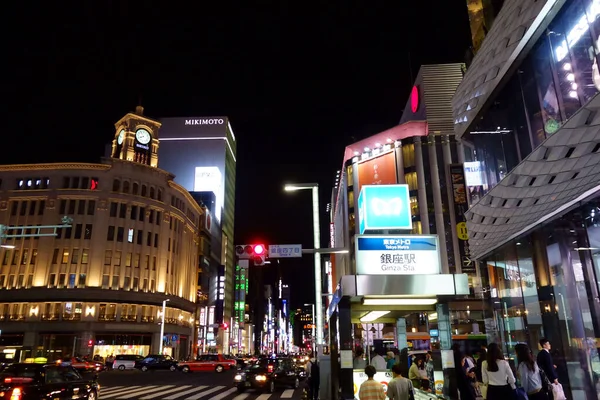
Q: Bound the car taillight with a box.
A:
[4,378,32,384]
[267,365,274,373]
[10,387,23,400]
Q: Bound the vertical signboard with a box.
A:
[215,265,225,324]
[449,164,474,274]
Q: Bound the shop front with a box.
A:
[328,270,471,399]
[479,192,600,398]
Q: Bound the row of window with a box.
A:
[104,250,158,270]
[1,249,39,266]
[109,202,161,224]
[112,179,163,201]
[15,177,50,190]
[57,224,93,240]
[60,176,99,190]
[0,303,191,326]
[50,248,90,265]
[59,199,96,216]
[10,200,46,216]
[106,226,159,247]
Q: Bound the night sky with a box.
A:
[6,1,471,307]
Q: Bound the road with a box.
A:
[97,369,306,400]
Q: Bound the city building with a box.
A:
[158,117,237,352]
[294,305,315,351]
[465,0,506,53]
[452,0,600,396]
[0,107,204,362]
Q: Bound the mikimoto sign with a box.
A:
[355,235,441,275]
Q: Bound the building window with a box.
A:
[81,249,89,264]
[20,249,28,265]
[119,203,127,219]
[154,233,159,248]
[10,202,18,216]
[87,200,95,215]
[126,253,132,267]
[61,249,69,264]
[137,230,143,245]
[58,273,66,289]
[111,276,119,290]
[149,210,154,224]
[139,207,145,222]
[68,273,76,288]
[74,224,82,239]
[63,176,70,189]
[26,274,33,288]
[71,177,80,189]
[79,273,86,287]
[19,202,27,216]
[141,185,147,197]
[28,201,36,216]
[110,202,118,217]
[30,249,37,265]
[107,226,115,241]
[156,212,161,225]
[38,200,45,215]
[102,275,109,289]
[48,273,56,288]
[71,249,79,264]
[104,250,112,265]
[81,177,89,190]
[123,277,131,290]
[133,182,139,195]
[131,205,138,220]
[77,200,85,215]
[133,277,139,291]
[64,226,72,239]
[153,256,157,271]
[114,251,122,266]
[145,255,149,269]
[123,181,130,193]
[158,189,163,202]
[59,200,66,215]
[112,179,120,192]
[51,249,59,264]
[11,250,19,265]
[84,224,92,240]
[147,232,152,246]
[134,253,140,268]
[68,200,76,214]
[150,187,155,199]
[117,227,124,242]
[90,177,99,190]
[127,228,134,243]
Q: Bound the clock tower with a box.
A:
[111,106,161,167]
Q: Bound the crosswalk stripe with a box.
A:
[281,389,294,398]
[162,386,208,400]
[100,386,123,393]
[232,392,250,400]
[100,386,143,397]
[184,385,226,400]
[255,393,273,400]
[207,387,237,400]
[139,385,192,399]
[116,385,173,399]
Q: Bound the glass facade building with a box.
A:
[453,0,600,397]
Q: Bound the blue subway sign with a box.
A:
[357,184,412,233]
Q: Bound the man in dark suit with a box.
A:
[537,338,559,384]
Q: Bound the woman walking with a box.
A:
[515,344,549,400]
[481,343,516,400]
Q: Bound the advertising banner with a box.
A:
[358,184,412,233]
[449,164,474,274]
[355,235,441,275]
[357,152,398,193]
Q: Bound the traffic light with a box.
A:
[235,244,267,266]
[222,322,228,330]
[87,340,93,348]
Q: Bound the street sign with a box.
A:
[268,244,302,258]
[239,259,249,269]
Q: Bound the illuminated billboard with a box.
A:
[357,184,412,233]
[357,151,398,193]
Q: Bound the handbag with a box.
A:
[539,368,552,394]
[551,383,567,400]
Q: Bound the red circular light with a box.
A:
[411,85,419,113]
[254,244,265,255]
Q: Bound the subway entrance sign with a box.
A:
[355,235,441,275]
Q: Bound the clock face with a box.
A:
[117,129,125,145]
[135,129,152,145]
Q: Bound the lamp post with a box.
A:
[285,183,323,356]
[159,299,170,355]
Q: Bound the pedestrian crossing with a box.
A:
[99,385,303,400]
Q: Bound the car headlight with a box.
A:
[255,375,267,382]
[234,374,242,381]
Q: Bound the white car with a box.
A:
[113,354,145,370]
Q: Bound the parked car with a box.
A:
[234,357,299,393]
[0,363,100,399]
[135,355,177,372]
[177,354,236,373]
[59,357,104,373]
[113,354,145,371]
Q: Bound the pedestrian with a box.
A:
[481,343,516,400]
[536,338,559,385]
[105,354,114,371]
[425,351,434,392]
[387,363,414,400]
[515,344,549,400]
[358,365,385,400]
[354,348,367,370]
[305,353,319,400]
[371,350,387,371]
[386,351,396,370]
[453,344,475,400]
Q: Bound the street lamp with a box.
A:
[159,299,170,355]
[285,183,324,356]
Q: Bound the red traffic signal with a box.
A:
[235,244,267,266]
[87,340,93,347]
[222,322,228,330]
[253,244,265,255]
